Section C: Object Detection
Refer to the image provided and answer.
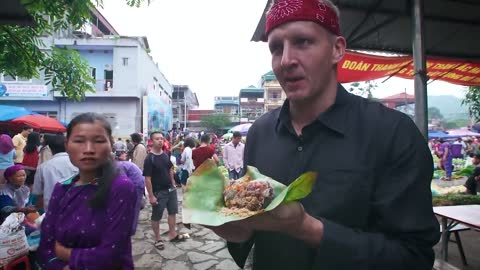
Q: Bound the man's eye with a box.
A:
[295,38,311,46]
[269,43,282,55]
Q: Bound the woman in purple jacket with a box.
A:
[38,113,136,270]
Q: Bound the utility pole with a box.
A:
[184,92,187,132]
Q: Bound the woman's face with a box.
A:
[66,121,113,173]
[9,170,26,187]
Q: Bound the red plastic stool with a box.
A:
[5,255,30,270]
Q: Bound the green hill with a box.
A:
[428,95,469,119]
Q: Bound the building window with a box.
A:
[122,57,129,66]
[1,74,31,83]
[268,90,281,100]
[2,75,16,82]
[104,70,113,91]
[90,67,96,80]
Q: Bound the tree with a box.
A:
[463,86,480,121]
[200,114,231,133]
[428,107,444,120]
[347,80,378,99]
[0,0,146,101]
[443,119,469,130]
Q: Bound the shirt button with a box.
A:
[297,146,303,152]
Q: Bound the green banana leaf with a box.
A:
[182,159,317,226]
[453,165,475,177]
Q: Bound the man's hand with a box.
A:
[206,223,253,243]
[149,195,158,205]
[208,202,324,245]
[239,202,306,234]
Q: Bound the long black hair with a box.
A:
[67,113,117,209]
[25,132,40,153]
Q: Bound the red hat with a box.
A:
[265,0,340,38]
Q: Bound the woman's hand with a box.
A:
[55,241,72,262]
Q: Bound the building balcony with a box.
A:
[264,98,283,104]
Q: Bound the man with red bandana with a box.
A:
[209,1,440,269]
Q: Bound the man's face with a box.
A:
[232,136,241,144]
[268,21,345,103]
[151,133,164,150]
[22,128,33,137]
[473,156,480,165]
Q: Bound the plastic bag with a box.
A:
[0,213,29,266]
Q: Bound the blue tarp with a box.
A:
[0,105,36,121]
[428,131,458,139]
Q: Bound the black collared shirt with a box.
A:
[228,84,440,270]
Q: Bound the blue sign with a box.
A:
[0,84,7,96]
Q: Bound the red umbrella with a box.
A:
[10,115,66,133]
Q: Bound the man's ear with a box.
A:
[332,36,346,65]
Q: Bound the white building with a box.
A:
[0,8,173,137]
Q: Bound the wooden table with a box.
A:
[433,205,480,261]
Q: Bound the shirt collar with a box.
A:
[276,84,353,135]
[52,152,69,158]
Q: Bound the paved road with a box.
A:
[132,189,252,270]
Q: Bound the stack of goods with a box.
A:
[431,183,466,195]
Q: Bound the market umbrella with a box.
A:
[229,123,252,136]
[0,105,36,121]
[446,129,480,137]
[428,131,457,139]
[10,115,66,133]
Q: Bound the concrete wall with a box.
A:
[136,48,173,99]
[78,49,114,93]
[113,47,139,95]
[64,97,140,137]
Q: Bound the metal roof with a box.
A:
[0,0,35,27]
[251,0,480,61]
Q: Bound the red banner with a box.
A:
[338,51,480,86]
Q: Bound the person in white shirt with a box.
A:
[179,137,195,192]
[32,134,78,212]
[223,131,245,180]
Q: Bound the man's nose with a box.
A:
[280,43,296,69]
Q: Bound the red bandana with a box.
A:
[265,0,340,37]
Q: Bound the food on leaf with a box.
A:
[182,159,317,226]
[224,178,274,211]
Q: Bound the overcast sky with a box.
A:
[99,0,467,109]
